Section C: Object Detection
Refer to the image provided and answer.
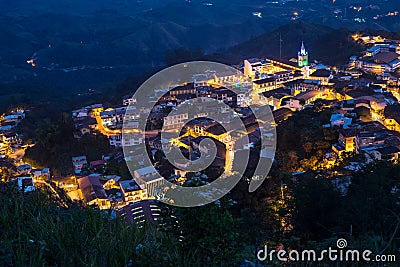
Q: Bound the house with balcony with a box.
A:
[163,111,189,131]
[109,133,143,147]
[252,77,277,94]
[134,166,165,197]
[212,70,241,85]
[119,179,148,203]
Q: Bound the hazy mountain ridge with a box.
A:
[212,22,365,66]
[0,0,398,111]
[1,0,398,84]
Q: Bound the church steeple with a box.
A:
[300,41,307,55]
[298,41,309,67]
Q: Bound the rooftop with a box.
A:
[261,88,290,98]
[295,90,320,101]
[272,108,293,123]
[119,180,141,192]
[373,52,399,64]
[376,146,400,156]
[245,58,262,64]
[253,77,276,85]
[78,175,108,202]
[310,69,332,78]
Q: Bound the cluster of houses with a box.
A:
[69,141,163,224]
[72,99,145,148]
[0,109,25,157]
[61,38,400,222]
[0,109,47,193]
[71,165,162,224]
[69,97,167,223]
[72,104,102,139]
[350,35,400,74]
[3,163,51,193]
[323,72,400,164]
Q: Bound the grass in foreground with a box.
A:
[0,186,199,267]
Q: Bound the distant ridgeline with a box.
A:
[213,22,366,66]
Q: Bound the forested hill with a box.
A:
[211,22,366,66]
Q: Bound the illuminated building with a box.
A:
[298,41,309,67]
[338,129,357,152]
[244,58,273,78]
[133,166,165,197]
[252,77,277,93]
[0,134,11,155]
[373,146,400,161]
[163,111,189,130]
[78,175,111,210]
[119,180,148,203]
[289,90,323,110]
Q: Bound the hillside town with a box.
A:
[2,34,400,226]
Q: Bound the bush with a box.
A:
[0,187,195,267]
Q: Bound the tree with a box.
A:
[0,186,196,266]
[23,113,111,175]
[291,174,343,241]
[160,174,248,265]
[282,151,299,172]
[303,142,313,156]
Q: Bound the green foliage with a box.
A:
[22,113,110,176]
[276,108,337,172]
[104,159,132,179]
[274,162,400,257]
[291,174,343,240]
[161,182,248,266]
[343,162,400,244]
[0,187,194,267]
[159,174,250,265]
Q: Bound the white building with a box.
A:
[100,107,127,127]
[109,133,143,147]
[244,58,273,78]
[119,180,148,203]
[134,166,165,197]
[122,96,137,106]
[163,112,188,130]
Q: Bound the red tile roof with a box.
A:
[90,159,106,168]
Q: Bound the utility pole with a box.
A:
[279,33,283,60]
